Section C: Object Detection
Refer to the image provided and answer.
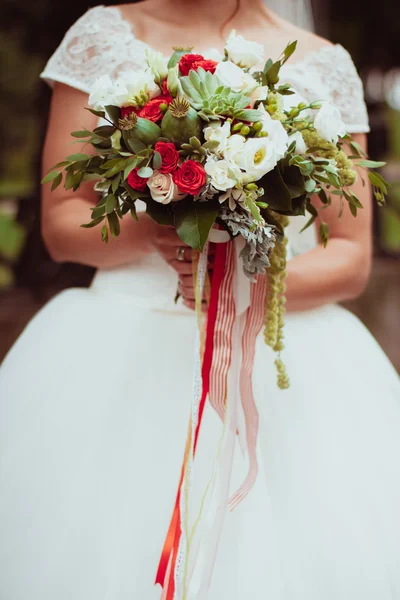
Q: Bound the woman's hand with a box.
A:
[152,225,214,310]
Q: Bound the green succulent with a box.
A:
[180,67,262,123]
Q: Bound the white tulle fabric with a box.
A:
[1,6,400,600]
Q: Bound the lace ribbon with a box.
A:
[157,234,266,599]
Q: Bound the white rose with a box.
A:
[223,134,246,165]
[116,70,160,107]
[147,172,186,204]
[203,121,231,154]
[89,75,117,110]
[240,137,280,180]
[314,102,347,144]
[205,156,241,191]
[225,30,264,68]
[215,61,258,93]
[250,85,269,105]
[203,48,224,62]
[288,131,307,155]
[258,104,289,159]
[146,49,168,83]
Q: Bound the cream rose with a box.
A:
[225,30,264,68]
[314,102,347,144]
[223,134,246,165]
[89,75,118,110]
[204,156,241,191]
[258,105,289,159]
[203,121,231,155]
[147,172,186,204]
[116,70,160,107]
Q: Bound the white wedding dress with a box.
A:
[1,6,400,600]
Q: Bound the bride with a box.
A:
[1,0,400,598]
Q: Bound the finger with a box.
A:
[168,260,194,275]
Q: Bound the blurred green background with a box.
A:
[0,0,399,367]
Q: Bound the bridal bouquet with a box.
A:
[43,33,388,597]
[43,35,386,384]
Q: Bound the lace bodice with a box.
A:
[41,5,369,134]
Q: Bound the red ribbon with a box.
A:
[156,242,228,596]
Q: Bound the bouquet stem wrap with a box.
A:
[157,233,267,599]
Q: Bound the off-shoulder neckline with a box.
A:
[96,4,346,69]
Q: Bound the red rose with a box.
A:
[154,141,180,174]
[178,53,205,76]
[127,168,149,192]
[191,59,218,74]
[138,96,172,122]
[121,105,139,118]
[161,80,173,100]
[172,160,207,196]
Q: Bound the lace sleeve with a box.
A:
[40,5,142,95]
[281,44,370,134]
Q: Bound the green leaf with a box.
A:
[318,187,330,205]
[349,140,367,157]
[263,58,273,75]
[93,125,116,138]
[258,168,293,212]
[65,153,91,162]
[319,222,330,248]
[300,214,317,233]
[357,159,386,168]
[51,172,63,191]
[281,40,297,65]
[101,225,109,243]
[127,139,147,153]
[174,201,218,251]
[107,212,121,238]
[91,204,107,219]
[85,107,106,119]
[368,171,389,194]
[71,130,92,138]
[153,151,162,170]
[246,196,262,223]
[266,60,281,85]
[145,200,174,226]
[130,207,138,221]
[81,216,106,228]
[106,194,117,214]
[105,105,121,126]
[41,171,61,184]
[112,174,121,194]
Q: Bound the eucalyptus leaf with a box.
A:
[138,166,153,178]
[65,153,91,162]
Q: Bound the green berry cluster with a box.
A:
[264,212,290,389]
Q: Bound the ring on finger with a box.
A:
[176,246,188,262]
